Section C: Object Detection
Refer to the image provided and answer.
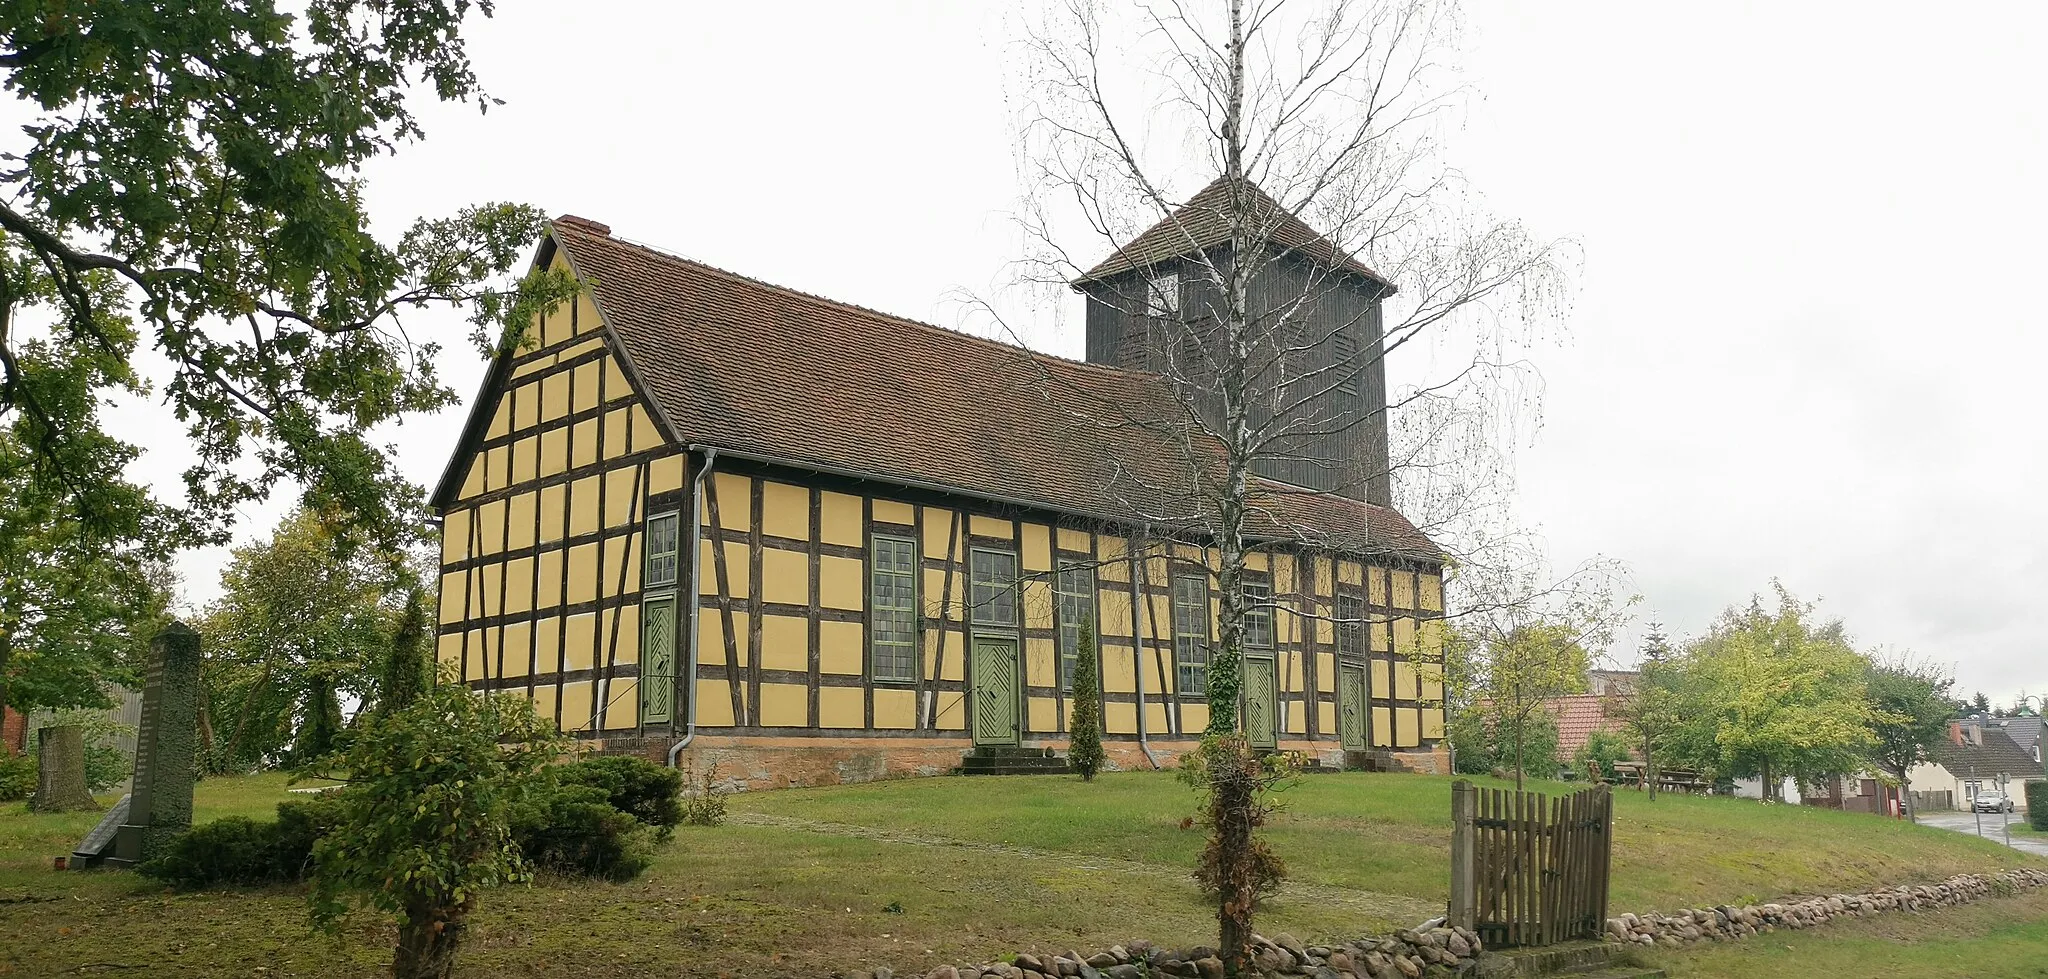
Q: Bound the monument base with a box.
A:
[71,794,131,869]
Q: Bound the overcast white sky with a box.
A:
[116,2,2043,705]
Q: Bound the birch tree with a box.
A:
[1009,0,1590,963]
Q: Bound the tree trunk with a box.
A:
[1643,734,1657,801]
[392,900,469,979]
[1513,716,1526,792]
[31,725,101,812]
[1760,758,1774,803]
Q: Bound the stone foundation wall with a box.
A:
[848,929,1484,979]
[1605,869,2048,948]
[582,733,1449,791]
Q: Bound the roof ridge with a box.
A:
[551,219,1152,383]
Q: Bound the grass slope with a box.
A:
[0,770,2040,978]
[733,770,2040,911]
[1640,886,2048,979]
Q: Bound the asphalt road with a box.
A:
[1917,809,2048,858]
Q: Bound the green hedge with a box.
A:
[139,756,685,889]
[138,793,347,889]
[2027,781,2047,832]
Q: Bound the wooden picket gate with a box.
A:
[1448,780,1614,948]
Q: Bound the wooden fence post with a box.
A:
[1449,779,1476,931]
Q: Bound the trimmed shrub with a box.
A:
[553,755,683,838]
[1067,619,1105,781]
[2027,781,2047,831]
[137,793,349,889]
[510,782,652,881]
[137,817,285,888]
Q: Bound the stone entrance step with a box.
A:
[957,745,1071,776]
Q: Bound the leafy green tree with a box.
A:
[201,508,397,770]
[310,680,561,979]
[1862,658,1955,819]
[0,0,580,553]
[1067,618,1105,781]
[1574,729,1632,782]
[1607,624,1686,800]
[1970,691,1993,715]
[1469,624,1593,790]
[0,480,174,717]
[1664,583,1875,801]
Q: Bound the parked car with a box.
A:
[1972,792,2015,813]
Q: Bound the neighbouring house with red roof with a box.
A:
[1549,693,1628,763]
[428,181,1453,788]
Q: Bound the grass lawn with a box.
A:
[1,770,2043,978]
[1639,886,2048,979]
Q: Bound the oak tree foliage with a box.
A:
[0,0,580,555]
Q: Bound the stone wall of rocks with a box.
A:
[1604,869,2048,948]
[846,929,1485,979]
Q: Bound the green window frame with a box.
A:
[1336,592,1365,661]
[1055,561,1097,690]
[1242,579,1274,649]
[644,511,681,589]
[969,548,1018,628]
[1173,574,1210,696]
[870,535,919,683]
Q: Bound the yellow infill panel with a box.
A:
[761,548,806,605]
[819,686,863,728]
[758,683,807,727]
[759,614,807,672]
[820,492,861,547]
[874,688,915,729]
[820,620,862,675]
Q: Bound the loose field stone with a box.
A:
[1194,957,1224,979]
[1086,953,1119,970]
[927,967,958,979]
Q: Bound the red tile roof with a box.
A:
[1549,694,1628,759]
[539,219,1437,561]
[1074,176,1391,290]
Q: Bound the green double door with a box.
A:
[971,636,1021,746]
[1244,656,1279,749]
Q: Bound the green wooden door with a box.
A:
[1338,662,1367,751]
[971,636,1020,746]
[640,596,676,724]
[1245,655,1279,749]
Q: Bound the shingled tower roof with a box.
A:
[1073,176,1391,291]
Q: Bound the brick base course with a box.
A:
[583,733,1449,791]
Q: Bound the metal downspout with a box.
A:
[668,447,718,768]
[1130,526,1161,770]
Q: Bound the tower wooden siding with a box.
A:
[1079,250,1394,506]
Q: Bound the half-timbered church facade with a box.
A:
[430,185,1451,787]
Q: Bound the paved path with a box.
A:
[1917,810,2048,858]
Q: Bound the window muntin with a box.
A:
[1173,574,1210,696]
[1336,592,1365,661]
[870,535,919,683]
[1145,271,1181,317]
[644,512,681,589]
[1055,562,1097,690]
[969,548,1019,627]
[1242,579,1274,649]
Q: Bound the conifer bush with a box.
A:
[1067,619,1105,781]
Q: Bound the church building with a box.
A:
[429,183,1450,788]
